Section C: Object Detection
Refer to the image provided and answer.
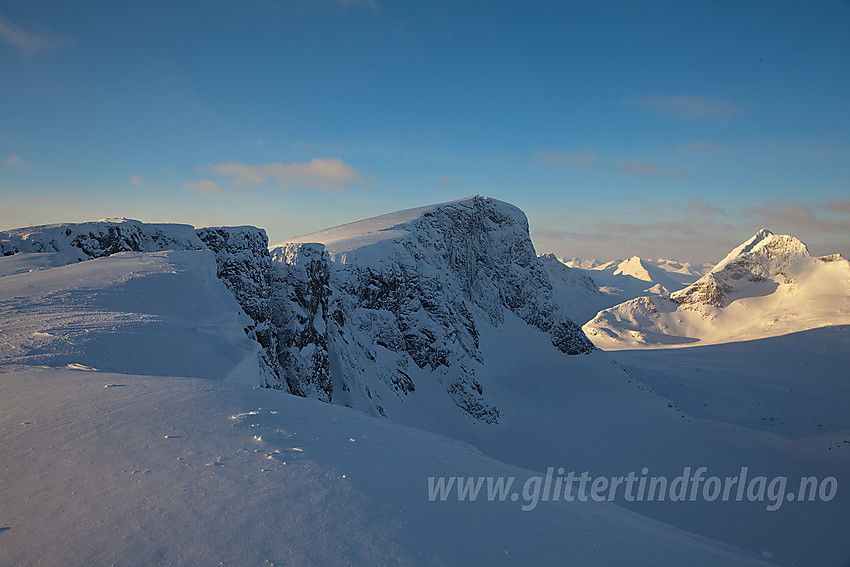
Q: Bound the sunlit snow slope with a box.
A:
[584,230,850,349]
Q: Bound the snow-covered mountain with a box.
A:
[561,255,709,317]
[537,253,608,324]
[583,229,850,349]
[0,218,204,262]
[3,207,849,565]
[279,196,594,425]
[0,199,597,426]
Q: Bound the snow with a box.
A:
[0,218,204,264]
[0,367,778,566]
[282,195,527,263]
[1,208,849,565]
[584,230,850,349]
[556,255,708,324]
[0,250,267,383]
[606,325,850,566]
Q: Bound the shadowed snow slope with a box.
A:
[0,368,778,567]
[0,250,272,384]
[584,230,850,349]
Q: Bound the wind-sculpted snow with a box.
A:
[0,250,275,383]
[0,220,283,384]
[584,229,850,349]
[195,226,283,387]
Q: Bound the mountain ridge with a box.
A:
[583,229,850,349]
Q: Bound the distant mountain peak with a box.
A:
[613,256,653,281]
[584,230,850,349]
[710,229,809,276]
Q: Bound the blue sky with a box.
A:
[1,0,848,263]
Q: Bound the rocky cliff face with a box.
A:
[0,218,204,261]
[270,243,332,401]
[195,226,283,387]
[0,199,597,423]
[281,196,594,422]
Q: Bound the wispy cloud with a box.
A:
[629,96,745,124]
[617,159,688,179]
[531,216,739,264]
[128,175,146,186]
[437,176,460,186]
[824,200,850,215]
[534,149,601,171]
[183,180,221,193]
[676,141,728,155]
[744,200,850,237]
[210,157,364,191]
[743,201,850,256]
[3,153,30,168]
[686,197,724,216]
[0,14,74,56]
[535,149,686,178]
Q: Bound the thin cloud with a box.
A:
[534,149,601,171]
[128,175,146,186]
[535,149,685,179]
[0,14,74,56]
[744,201,850,235]
[630,96,745,124]
[824,200,850,215]
[533,200,850,264]
[437,176,460,186]
[618,159,688,179]
[531,217,739,265]
[676,141,728,155]
[210,157,364,191]
[183,180,221,193]
[3,153,29,168]
[33,195,78,205]
[686,197,724,216]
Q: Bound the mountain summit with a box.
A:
[583,229,850,349]
[275,195,595,424]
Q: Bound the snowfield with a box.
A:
[0,250,270,384]
[0,367,778,566]
[1,201,849,566]
[584,230,850,349]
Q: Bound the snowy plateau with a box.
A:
[0,196,848,566]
